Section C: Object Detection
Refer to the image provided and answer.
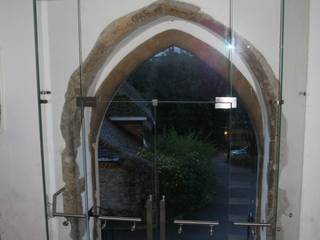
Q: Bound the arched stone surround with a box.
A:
[60,1,280,238]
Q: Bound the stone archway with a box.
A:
[90,27,265,221]
[60,1,279,238]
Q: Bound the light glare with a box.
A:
[227,43,235,50]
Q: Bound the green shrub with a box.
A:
[143,130,216,218]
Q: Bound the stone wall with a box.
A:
[99,161,152,217]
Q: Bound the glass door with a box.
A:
[34,0,92,239]
[154,96,262,240]
[95,99,156,240]
[155,101,221,240]
[228,100,260,240]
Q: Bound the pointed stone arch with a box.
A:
[60,1,280,238]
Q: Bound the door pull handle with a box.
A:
[52,187,143,230]
[233,222,271,240]
[232,222,271,230]
[146,195,153,240]
[160,196,166,240]
[98,216,142,232]
[173,220,219,236]
[52,187,86,226]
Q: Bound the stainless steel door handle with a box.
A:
[98,216,142,222]
[146,195,153,240]
[233,222,271,239]
[173,220,219,236]
[52,187,142,231]
[160,196,166,240]
[233,222,271,228]
[52,187,86,219]
[98,216,142,231]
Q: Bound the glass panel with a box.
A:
[34,0,91,239]
[152,69,259,240]
[156,102,222,240]
[95,97,155,240]
[230,0,282,239]
[228,101,258,240]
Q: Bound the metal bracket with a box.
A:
[152,99,158,107]
[76,96,97,107]
[299,91,307,96]
[39,99,48,104]
[215,97,237,109]
[277,99,284,105]
[39,90,51,104]
[40,90,51,95]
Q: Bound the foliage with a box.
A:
[127,48,232,147]
[143,130,216,218]
[127,48,230,102]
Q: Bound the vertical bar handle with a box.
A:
[146,195,153,240]
[160,196,166,240]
